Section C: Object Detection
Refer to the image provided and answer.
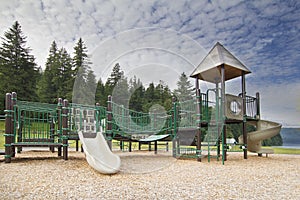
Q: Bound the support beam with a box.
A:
[221,65,227,163]
[62,99,69,160]
[196,81,202,162]
[57,98,63,157]
[172,97,177,158]
[242,72,248,159]
[5,93,12,163]
[107,95,113,150]
[256,92,260,119]
[11,92,17,157]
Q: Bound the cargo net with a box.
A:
[110,102,173,137]
[15,101,60,144]
[176,98,198,129]
[204,98,223,145]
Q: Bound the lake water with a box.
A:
[278,128,300,149]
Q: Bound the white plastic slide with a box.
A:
[78,130,121,174]
[239,120,282,154]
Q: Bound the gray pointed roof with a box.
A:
[190,42,251,83]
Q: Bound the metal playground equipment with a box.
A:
[2,42,281,170]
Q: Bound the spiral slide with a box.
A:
[78,130,121,174]
[240,120,282,155]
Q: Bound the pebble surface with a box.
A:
[0,150,299,200]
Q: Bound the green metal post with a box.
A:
[11,92,17,157]
[95,103,100,132]
[215,83,221,159]
[196,78,202,162]
[57,98,63,157]
[62,99,69,160]
[172,97,177,158]
[107,95,113,150]
[49,113,55,153]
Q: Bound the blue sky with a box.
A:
[0,0,299,127]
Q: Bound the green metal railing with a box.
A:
[15,100,61,145]
[68,103,106,135]
[3,89,258,164]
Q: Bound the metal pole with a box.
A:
[256,92,260,119]
[95,103,100,132]
[107,95,113,150]
[196,85,202,162]
[221,65,227,163]
[172,97,177,158]
[11,92,17,157]
[57,98,63,157]
[5,93,12,163]
[62,99,69,160]
[242,72,247,159]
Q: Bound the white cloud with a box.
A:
[0,0,299,126]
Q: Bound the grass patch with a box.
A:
[0,120,5,149]
[273,147,300,155]
[263,146,300,155]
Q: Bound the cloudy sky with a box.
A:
[0,0,299,127]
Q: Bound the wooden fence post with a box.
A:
[4,93,12,163]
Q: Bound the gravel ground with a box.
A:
[0,149,299,200]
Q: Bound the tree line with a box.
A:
[0,21,194,113]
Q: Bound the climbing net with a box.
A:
[110,102,173,136]
[175,98,199,130]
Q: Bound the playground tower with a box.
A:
[190,42,252,162]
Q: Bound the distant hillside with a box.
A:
[280,128,300,147]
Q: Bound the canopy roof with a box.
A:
[190,42,251,83]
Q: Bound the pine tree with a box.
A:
[95,78,106,106]
[143,82,157,112]
[85,69,97,104]
[72,38,96,104]
[129,76,144,112]
[173,72,194,101]
[105,63,124,96]
[37,42,74,103]
[112,75,129,106]
[0,21,39,106]
[37,41,59,103]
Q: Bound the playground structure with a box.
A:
[2,42,282,173]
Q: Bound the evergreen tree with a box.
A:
[37,42,74,103]
[162,85,172,111]
[0,21,38,108]
[105,63,124,97]
[129,76,144,112]
[57,47,74,100]
[143,82,156,111]
[173,72,194,101]
[95,78,106,106]
[72,38,96,104]
[112,75,129,106]
[37,41,59,103]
